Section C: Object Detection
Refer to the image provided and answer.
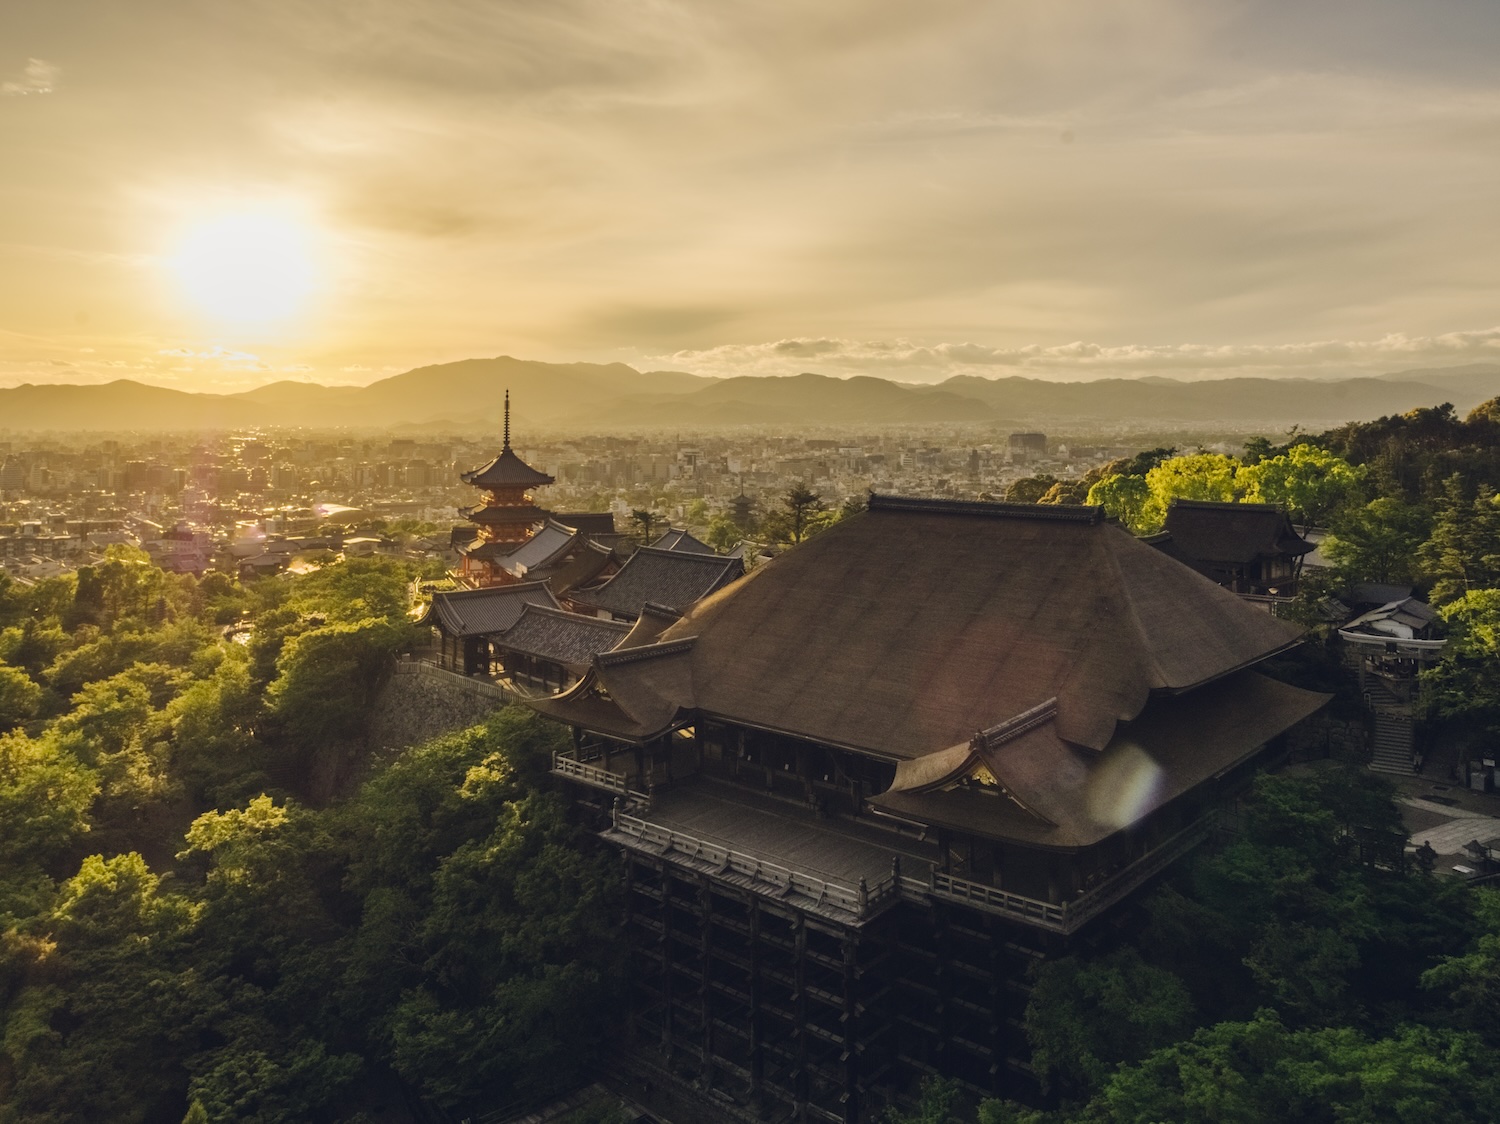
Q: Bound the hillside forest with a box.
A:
[0,400,1498,1122]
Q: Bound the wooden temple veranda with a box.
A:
[530,495,1329,1123]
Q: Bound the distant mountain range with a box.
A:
[3,355,1499,433]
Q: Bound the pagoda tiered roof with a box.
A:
[458,391,556,491]
[460,447,555,490]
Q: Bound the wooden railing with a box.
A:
[603,798,1214,931]
[920,818,1214,934]
[611,808,901,917]
[551,752,628,794]
[927,873,1066,928]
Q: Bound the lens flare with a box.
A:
[1087,743,1166,829]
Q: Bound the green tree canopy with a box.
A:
[1139,453,1241,532]
[1416,474,1500,605]
[266,617,407,750]
[1094,1012,1500,1124]
[1005,474,1057,504]
[761,482,830,545]
[0,662,42,731]
[1086,474,1151,534]
[1025,947,1194,1097]
[1422,589,1500,738]
[1237,444,1364,530]
[1323,497,1432,586]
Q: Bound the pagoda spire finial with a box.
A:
[503,389,511,450]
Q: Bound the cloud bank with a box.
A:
[657,328,1500,383]
[2,58,57,96]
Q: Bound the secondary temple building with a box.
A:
[1147,498,1314,598]
[535,495,1328,1122]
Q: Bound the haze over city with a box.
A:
[4,1,1500,391]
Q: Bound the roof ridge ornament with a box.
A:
[972,697,1060,753]
[594,636,697,667]
[503,388,511,450]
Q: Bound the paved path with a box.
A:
[1398,796,1500,859]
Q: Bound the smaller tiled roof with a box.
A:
[460,446,555,489]
[493,520,579,576]
[1348,582,1415,606]
[650,527,718,554]
[494,604,630,672]
[425,582,560,637]
[1341,598,1442,642]
[547,540,616,594]
[573,546,744,620]
[1160,499,1313,565]
[553,512,617,535]
[460,539,517,563]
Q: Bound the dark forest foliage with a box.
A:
[0,555,619,1122]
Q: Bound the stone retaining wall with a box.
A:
[368,660,516,753]
[1286,712,1368,764]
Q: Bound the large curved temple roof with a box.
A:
[528,495,1328,844]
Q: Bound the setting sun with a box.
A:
[166,209,318,325]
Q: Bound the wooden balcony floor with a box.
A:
[632,777,937,891]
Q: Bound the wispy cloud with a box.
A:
[659,328,1500,382]
[157,345,262,362]
[2,58,58,96]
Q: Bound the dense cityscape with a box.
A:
[0,425,1153,581]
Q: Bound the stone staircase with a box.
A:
[1366,679,1414,775]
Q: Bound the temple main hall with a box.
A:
[535,494,1329,1122]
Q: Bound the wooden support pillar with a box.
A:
[795,914,809,1122]
[749,898,764,1099]
[660,863,674,1059]
[933,905,951,1073]
[623,854,639,1043]
[985,916,1004,1096]
[699,876,714,1090]
[841,932,860,1124]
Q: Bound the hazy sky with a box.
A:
[3,0,1500,390]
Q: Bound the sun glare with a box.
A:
[167,209,318,324]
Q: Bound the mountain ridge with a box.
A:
[2,357,1498,432]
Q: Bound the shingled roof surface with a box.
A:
[871,669,1326,848]
[426,582,560,637]
[552,512,617,535]
[493,520,579,576]
[546,539,617,594]
[1160,499,1313,564]
[554,495,1305,757]
[574,546,743,620]
[460,446,555,489]
[494,604,629,671]
[650,527,718,554]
